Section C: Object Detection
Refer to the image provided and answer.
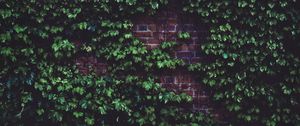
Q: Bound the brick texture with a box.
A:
[76,56,108,75]
[132,6,214,112]
[75,5,219,115]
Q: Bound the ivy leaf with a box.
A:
[150,2,159,9]
[13,25,27,33]
[222,53,228,59]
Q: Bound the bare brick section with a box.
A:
[132,7,213,112]
[76,56,107,75]
[74,5,218,117]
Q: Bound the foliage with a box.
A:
[2,0,299,126]
[177,32,191,39]
[0,0,215,126]
[184,0,300,125]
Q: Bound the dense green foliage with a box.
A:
[1,0,300,126]
[184,0,300,126]
[0,0,215,126]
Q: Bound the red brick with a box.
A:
[176,44,189,51]
[193,38,200,44]
[137,24,148,31]
[138,37,148,43]
[167,19,177,24]
[148,24,156,31]
[198,32,209,40]
[167,25,177,32]
[145,44,159,49]
[196,96,209,105]
[189,32,201,37]
[122,9,214,114]
[161,83,171,89]
[167,34,177,40]
[184,90,194,96]
[166,11,177,19]
[180,84,190,90]
[157,25,165,32]
[133,32,153,37]
[178,38,193,44]
[176,51,194,58]
[175,75,192,83]
[158,33,166,41]
[160,76,165,83]
[157,25,177,32]
[134,17,154,24]
[191,57,201,63]
[88,57,97,64]
[190,84,201,90]
[176,44,200,51]
[165,76,174,83]
[147,38,160,44]
[182,24,195,32]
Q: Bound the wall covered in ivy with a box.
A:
[0,0,299,126]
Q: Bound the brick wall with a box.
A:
[132,7,215,114]
[75,5,223,119]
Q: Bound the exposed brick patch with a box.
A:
[75,56,107,75]
[136,24,149,31]
[132,7,213,113]
[133,31,153,37]
[176,51,194,58]
[147,38,160,44]
[146,44,160,49]
[75,5,214,114]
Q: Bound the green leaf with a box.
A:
[222,53,228,59]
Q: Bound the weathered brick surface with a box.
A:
[75,6,216,114]
[132,7,213,112]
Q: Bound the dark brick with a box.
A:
[167,25,176,32]
[165,76,174,83]
[190,84,201,90]
[158,33,167,41]
[191,57,201,63]
[183,24,195,31]
[198,32,209,41]
[161,83,171,89]
[176,75,192,84]
[157,25,177,32]
[184,90,194,96]
[167,19,177,24]
[178,39,193,44]
[176,44,189,51]
[137,24,148,31]
[148,24,156,31]
[176,51,194,58]
[196,96,209,105]
[145,44,159,49]
[138,37,148,43]
[133,32,153,37]
[180,84,190,90]
[147,38,160,44]
[195,51,204,57]
[129,9,213,114]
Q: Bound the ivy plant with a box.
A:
[0,0,216,126]
[184,0,300,125]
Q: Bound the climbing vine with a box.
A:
[0,0,215,126]
[1,0,300,126]
[184,0,300,126]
